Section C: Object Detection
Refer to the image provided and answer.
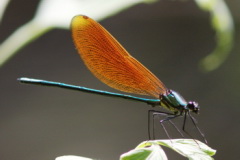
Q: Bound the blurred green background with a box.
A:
[0,0,239,159]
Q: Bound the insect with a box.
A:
[19,15,206,143]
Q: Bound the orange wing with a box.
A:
[71,15,166,98]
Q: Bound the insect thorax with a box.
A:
[159,90,188,114]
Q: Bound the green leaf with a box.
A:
[0,0,10,24]
[195,0,234,72]
[121,143,167,160]
[122,139,216,160]
[55,155,94,160]
[0,0,157,67]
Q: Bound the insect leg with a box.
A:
[188,112,208,144]
[148,110,183,140]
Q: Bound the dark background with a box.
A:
[0,0,239,160]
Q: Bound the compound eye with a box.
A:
[188,101,199,113]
